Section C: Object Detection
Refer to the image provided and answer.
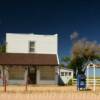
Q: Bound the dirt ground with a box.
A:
[0,85,100,100]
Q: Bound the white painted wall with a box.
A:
[60,69,73,84]
[6,33,58,54]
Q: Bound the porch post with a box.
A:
[25,66,28,91]
[3,66,7,92]
[93,65,96,92]
[86,65,89,89]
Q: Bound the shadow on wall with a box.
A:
[58,75,65,85]
[58,75,73,86]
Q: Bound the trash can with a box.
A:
[77,74,86,90]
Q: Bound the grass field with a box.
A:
[0,85,100,100]
[0,92,100,100]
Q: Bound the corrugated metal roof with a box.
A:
[0,53,58,66]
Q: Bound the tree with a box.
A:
[61,56,71,67]
[62,32,100,77]
[70,32,100,76]
[0,44,6,53]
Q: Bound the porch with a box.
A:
[0,53,59,92]
[0,65,58,85]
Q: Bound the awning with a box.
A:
[0,53,58,66]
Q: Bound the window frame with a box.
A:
[29,41,35,53]
[61,72,64,76]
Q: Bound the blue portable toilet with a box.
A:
[77,74,86,90]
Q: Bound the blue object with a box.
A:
[77,74,86,90]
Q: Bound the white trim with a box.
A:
[93,65,96,92]
[55,66,59,84]
[86,65,89,89]
[86,63,96,92]
[36,66,40,84]
[56,54,60,84]
[8,80,25,85]
[56,54,59,65]
[37,80,56,85]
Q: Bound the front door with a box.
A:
[28,66,36,84]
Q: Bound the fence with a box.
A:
[72,78,100,86]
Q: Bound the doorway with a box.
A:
[28,66,36,84]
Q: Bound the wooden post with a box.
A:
[25,66,28,92]
[3,66,6,92]
[93,66,96,92]
[86,65,89,89]
[2,67,4,86]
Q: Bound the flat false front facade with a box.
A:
[6,33,58,54]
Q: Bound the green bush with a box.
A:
[68,79,72,85]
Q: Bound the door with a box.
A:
[28,66,36,84]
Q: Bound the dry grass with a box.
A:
[0,85,100,100]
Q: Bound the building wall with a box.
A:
[6,33,58,54]
[5,33,59,85]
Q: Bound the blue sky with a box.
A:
[86,68,100,77]
[0,0,100,60]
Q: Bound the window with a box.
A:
[40,66,55,80]
[65,72,68,76]
[29,41,35,52]
[9,66,25,80]
[69,72,71,76]
[61,72,64,76]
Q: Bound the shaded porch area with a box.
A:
[0,53,59,92]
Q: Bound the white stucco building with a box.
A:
[0,33,59,85]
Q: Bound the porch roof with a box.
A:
[0,53,58,66]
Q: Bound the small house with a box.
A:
[59,67,73,85]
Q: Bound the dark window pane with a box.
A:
[29,41,35,52]
[69,72,71,76]
[30,41,35,47]
[65,72,68,76]
[29,48,35,52]
[61,72,64,76]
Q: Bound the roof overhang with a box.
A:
[0,53,59,66]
